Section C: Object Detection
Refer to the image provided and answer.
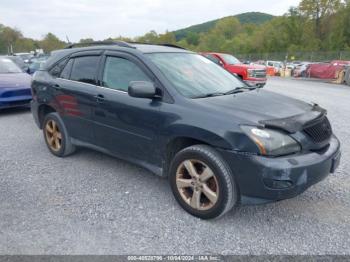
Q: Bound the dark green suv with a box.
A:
[31,42,341,219]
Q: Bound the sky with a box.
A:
[0,0,301,42]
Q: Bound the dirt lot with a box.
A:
[0,78,349,255]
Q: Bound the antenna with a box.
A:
[66,35,71,44]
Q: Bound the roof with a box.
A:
[44,42,191,70]
[64,41,188,54]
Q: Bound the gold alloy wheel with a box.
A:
[45,119,62,152]
[176,159,219,211]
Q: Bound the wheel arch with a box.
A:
[38,104,56,129]
[162,127,232,175]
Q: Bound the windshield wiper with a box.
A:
[193,86,256,99]
[223,86,256,95]
[193,92,226,98]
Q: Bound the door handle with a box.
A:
[95,94,105,103]
[52,83,61,90]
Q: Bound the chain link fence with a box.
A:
[236,51,350,63]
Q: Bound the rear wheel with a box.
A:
[169,145,237,219]
[43,112,75,157]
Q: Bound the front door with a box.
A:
[93,52,163,166]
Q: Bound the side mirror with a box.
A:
[128,81,158,99]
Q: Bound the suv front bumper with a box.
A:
[244,78,267,87]
[218,135,341,205]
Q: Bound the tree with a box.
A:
[212,17,241,40]
[136,30,158,43]
[157,31,176,44]
[14,38,37,52]
[79,38,94,43]
[342,2,350,47]
[185,32,200,46]
[0,25,23,53]
[299,0,342,38]
[39,33,65,52]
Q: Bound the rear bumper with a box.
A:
[218,135,341,205]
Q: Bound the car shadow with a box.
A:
[0,106,31,116]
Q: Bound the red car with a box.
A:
[202,52,267,87]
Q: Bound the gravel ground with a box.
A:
[0,78,349,255]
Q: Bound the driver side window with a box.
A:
[102,56,151,92]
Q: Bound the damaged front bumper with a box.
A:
[218,135,341,205]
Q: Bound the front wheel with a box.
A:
[169,145,237,219]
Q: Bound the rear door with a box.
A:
[93,51,163,166]
[52,51,101,143]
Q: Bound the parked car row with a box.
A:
[252,59,350,81]
[0,53,48,109]
[0,57,32,109]
[305,60,350,80]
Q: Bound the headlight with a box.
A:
[241,126,301,156]
[247,69,255,78]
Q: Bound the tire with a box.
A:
[169,145,237,219]
[42,112,76,157]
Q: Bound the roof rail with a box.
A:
[157,43,186,50]
[128,42,186,50]
[65,41,135,49]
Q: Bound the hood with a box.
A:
[0,73,32,89]
[193,89,318,132]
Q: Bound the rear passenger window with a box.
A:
[50,58,68,77]
[60,59,73,79]
[102,56,151,92]
[70,56,100,85]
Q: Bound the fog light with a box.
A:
[263,179,293,189]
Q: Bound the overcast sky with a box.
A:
[0,0,300,42]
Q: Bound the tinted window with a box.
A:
[102,57,151,92]
[204,54,221,65]
[50,58,68,77]
[70,56,100,85]
[60,59,73,79]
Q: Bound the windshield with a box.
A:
[0,58,22,73]
[147,53,246,98]
[220,54,241,65]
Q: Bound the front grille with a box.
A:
[253,69,267,78]
[303,116,332,143]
